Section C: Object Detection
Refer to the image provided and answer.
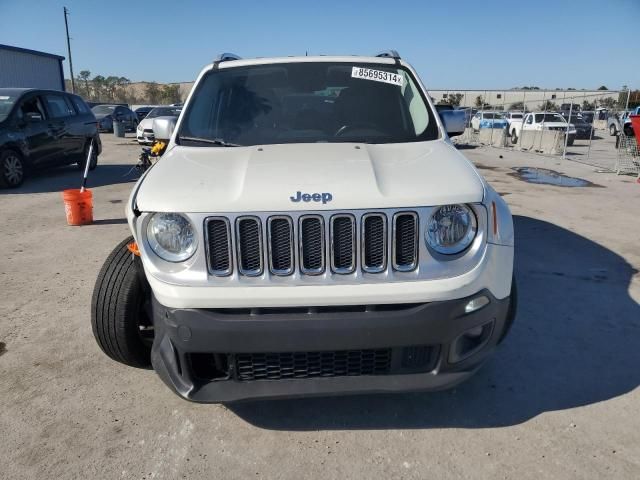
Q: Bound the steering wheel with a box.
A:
[334,122,380,137]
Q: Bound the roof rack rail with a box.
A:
[213,52,242,63]
[375,50,401,59]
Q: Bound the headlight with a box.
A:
[426,204,477,255]
[147,213,197,262]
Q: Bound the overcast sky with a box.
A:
[1,0,638,90]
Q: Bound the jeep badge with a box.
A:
[290,191,333,204]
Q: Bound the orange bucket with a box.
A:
[62,189,93,226]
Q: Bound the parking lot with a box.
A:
[1,133,639,479]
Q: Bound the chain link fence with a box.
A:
[432,88,638,175]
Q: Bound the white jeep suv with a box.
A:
[91,51,516,403]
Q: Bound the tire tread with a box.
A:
[91,236,151,368]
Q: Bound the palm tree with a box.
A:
[77,70,91,98]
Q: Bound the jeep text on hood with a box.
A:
[94,51,516,403]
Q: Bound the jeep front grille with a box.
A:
[267,216,294,275]
[205,217,232,275]
[299,215,325,274]
[236,217,263,276]
[330,215,356,273]
[361,213,387,273]
[205,210,419,278]
[393,212,418,271]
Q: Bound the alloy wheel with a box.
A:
[3,154,24,186]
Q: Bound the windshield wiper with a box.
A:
[178,136,242,147]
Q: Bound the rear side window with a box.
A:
[16,96,47,121]
[44,94,75,118]
[69,95,90,114]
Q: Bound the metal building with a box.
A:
[0,44,65,91]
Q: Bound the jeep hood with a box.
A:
[135,140,485,212]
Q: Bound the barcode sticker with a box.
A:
[351,67,403,87]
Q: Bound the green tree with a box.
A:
[442,93,464,107]
[92,75,106,101]
[538,100,558,111]
[599,97,617,109]
[474,95,484,108]
[104,76,120,101]
[597,85,608,90]
[160,84,181,104]
[145,82,161,104]
[114,77,131,103]
[582,100,595,110]
[508,101,525,111]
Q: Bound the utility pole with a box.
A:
[63,6,75,93]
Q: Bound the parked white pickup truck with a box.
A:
[91,51,516,403]
[509,112,576,146]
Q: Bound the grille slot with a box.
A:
[267,216,294,275]
[362,213,387,273]
[393,212,418,271]
[330,215,356,274]
[299,215,325,275]
[236,217,263,276]
[235,349,392,381]
[205,217,232,275]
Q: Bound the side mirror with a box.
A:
[152,116,177,141]
[439,109,466,137]
[25,112,43,122]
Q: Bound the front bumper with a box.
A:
[150,287,515,403]
[575,128,593,139]
[144,243,514,309]
[137,131,155,144]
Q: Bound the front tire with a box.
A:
[91,237,153,368]
[609,124,617,136]
[0,149,26,188]
[511,130,518,144]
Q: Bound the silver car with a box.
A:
[136,106,182,144]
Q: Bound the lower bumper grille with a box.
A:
[235,349,392,381]
[188,345,437,382]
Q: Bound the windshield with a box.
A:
[92,105,116,114]
[178,62,438,146]
[482,113,504,119]
[566,115,585,123]
[147,107,181,118]
[535,113,566,123]
[510,113,523,119]
[0,94,18,121]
